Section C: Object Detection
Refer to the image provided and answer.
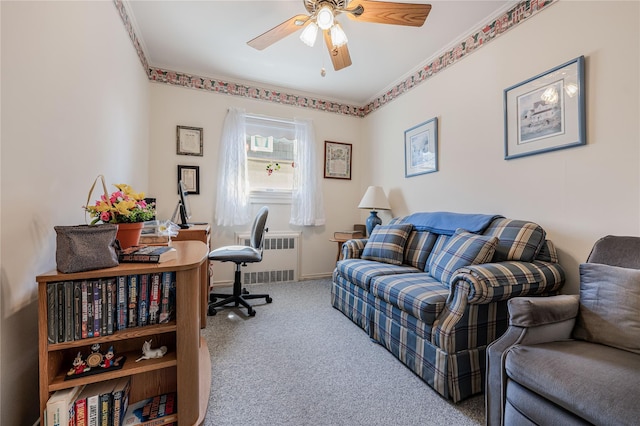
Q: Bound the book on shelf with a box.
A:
[127,275,138,328]
[138,274,149,327]
[106,278,116,335]
[57,282,65,343]
[158,272,175,324]
[112,377,132,426]
[123,393,176,426]
[116,276,128,331]
[45,384,84,426]
[118,246,177,264]
[333,230,364,240]
[47,284,57,344]
[73,281,83,340]
[148,273,161,325]
[64,281,74,343]
[93,280,102,338]
[46,273,177,341]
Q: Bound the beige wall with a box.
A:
[362,1,640,294]
[0,2,150,424]
[148,84,363,282]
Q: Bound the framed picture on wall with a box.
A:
[176,125,203,156]
[504,56,586,160]
[404,117,438,177]
[178,165,200,194]
[324,141,352,180]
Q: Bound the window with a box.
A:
[245,115,296,195]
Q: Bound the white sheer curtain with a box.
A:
[290,118,325,226]
[215,107,251,226]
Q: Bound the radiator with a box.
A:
[235,232,300,284]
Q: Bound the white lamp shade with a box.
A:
[330,23,348,47]
[358,186,391,210]
[299,22,319,47]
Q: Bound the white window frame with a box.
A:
[245,114,296,204]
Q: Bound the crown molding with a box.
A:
[113,0,557,118]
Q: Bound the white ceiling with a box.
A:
[127,0,510,105]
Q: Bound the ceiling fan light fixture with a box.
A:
[299,22,319,47]
[316,5,334,30]
[330,22,348,47]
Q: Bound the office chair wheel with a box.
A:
[208,305,217,316]
[248,308,256,317]
[209,294,217,303]
[266,296,273,303]
[242,288,249,295]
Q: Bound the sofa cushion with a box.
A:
[371,273,448,324]
[573,263,640,354]
[362,224,414,265]
[335,258,420,291]
[428,229,498,285]
[403,231,438,270]
[505,340,640,425]
[483,218,546,262]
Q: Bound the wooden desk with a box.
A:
[172,225,211,328]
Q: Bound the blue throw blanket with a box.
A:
[401,212,503,235]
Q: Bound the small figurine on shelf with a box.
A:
[68,352,90,376]
[135,340,167,362]
[101,346,123,368]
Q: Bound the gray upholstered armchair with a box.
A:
[486,235,640,425]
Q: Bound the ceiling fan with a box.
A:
[247,0,432,71]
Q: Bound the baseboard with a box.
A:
[211,273,332,287]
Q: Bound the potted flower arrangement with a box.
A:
[85,183,156,248]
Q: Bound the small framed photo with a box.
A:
[504,56,586,160]
[176,125,203,156]
[177,165,200,194]
[405,117,438,177]
[324,141,352,180]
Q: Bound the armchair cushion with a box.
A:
[505,340,640,425]
[573,263,640,354]
[361,224,414,265]
[428,229,498,285]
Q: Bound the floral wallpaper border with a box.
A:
[115,0,556,118]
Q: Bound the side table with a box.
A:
[330,237,350,263]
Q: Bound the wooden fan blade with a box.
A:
[323,30,352,71]
[247,14,310,50]
[346,1,431,27]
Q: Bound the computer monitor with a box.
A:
[173,180,192,229]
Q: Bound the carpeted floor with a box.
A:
[202,279,485,425]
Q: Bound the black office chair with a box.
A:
[207,206,273,316]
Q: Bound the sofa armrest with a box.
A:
[485,294,579,426]
[451,260,566,305]
[341,238,368,260]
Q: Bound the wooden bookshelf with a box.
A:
[37,240,210,425]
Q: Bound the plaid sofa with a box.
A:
[331,212,565,402]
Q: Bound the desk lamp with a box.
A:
[358,186,391,236]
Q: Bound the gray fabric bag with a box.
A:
[55,224,119,273]
[55,175,121,273]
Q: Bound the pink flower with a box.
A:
[100,212,111,221]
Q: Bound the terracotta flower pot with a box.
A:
[116,222,144,249]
